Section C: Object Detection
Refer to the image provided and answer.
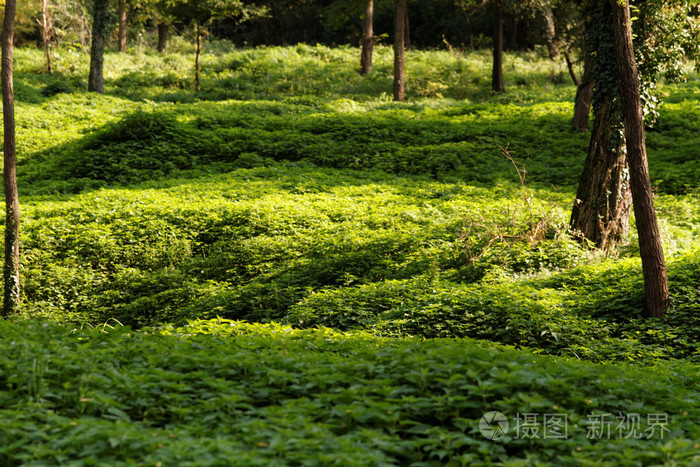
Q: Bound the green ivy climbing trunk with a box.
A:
[610,0,669,317]
[2,0,20,316]
[571,0,631,251]
[571,94,632,249]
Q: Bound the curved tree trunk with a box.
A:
[88,0,109,93]
[118,0,127,52]
[157,23,168,53]
[564,51,579,86]
[2,0,20,316]
[393,0,407,101]
[572,55,594,131]
[610,0,668,317]
[492,0,505,93]
[571,95,632,250]
[360,0,373,75]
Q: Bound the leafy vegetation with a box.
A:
[2,43,698,464]
[1,320,699,465]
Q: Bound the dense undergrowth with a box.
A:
[1,43,698,464]
[1,320,699,466]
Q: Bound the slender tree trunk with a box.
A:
[564,51,578,86]
[360,0,373,75]
[403,5,410,51]
[571,95,632,249]
[88,0,109,93]
[393,0,407,101]
[544,7,558,59]
[2,0,20,316]
[572,55,594,131]
[40,0,52,73]
[157,22,168,53]
[118,0,127,52]
[195,23,201,92]
[492,0,505,93]
[610,0,669,317]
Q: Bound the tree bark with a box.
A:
[564,51,578,86]
[544,6,558,59]
[118,0,127,52]
[393,0,406,101]
[403,4,410,51]
[360,0,373,75]
[492,0,505,93]
[195,22,201,92]
[572,55,594,131]
[571,94,632,250]
[40,0,52,73]
[88,0,109,93]
[2,0,20,316]
[157,22,168,53]
[610,0,669,317]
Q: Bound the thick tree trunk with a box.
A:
[360,0,373,75]
[610,0,669,317]
[492,1,505,93]
[572,55,594,131]
[393,0,406,101]
[88,0,109,93]
[157,23,168,53]
[2,0,20,316]
[571,95,632,250]
[118,0,127,52]
[195,23,201,92]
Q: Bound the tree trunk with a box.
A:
[544,7,558,59]
[88,0,109,93]
[492,0,505,93]
[118,0,127,52]
[2,0,20,316]
[571,95,632,250]
[157,22,168,53]
[564,51,578,86]
[195,23,201,92]
[40,0,52,73]
[610,0,669,317]
[360,0,373,75]
[403,5,410,51]
[393,0,406,101]
[572,55,594,131]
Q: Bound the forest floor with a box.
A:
[1,43,698,465]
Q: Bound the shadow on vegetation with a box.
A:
[19,99,591,196]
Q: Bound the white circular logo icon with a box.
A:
[479,411,509,440]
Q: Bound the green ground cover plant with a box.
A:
[0,319,698,466]
[1,42,698,464]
